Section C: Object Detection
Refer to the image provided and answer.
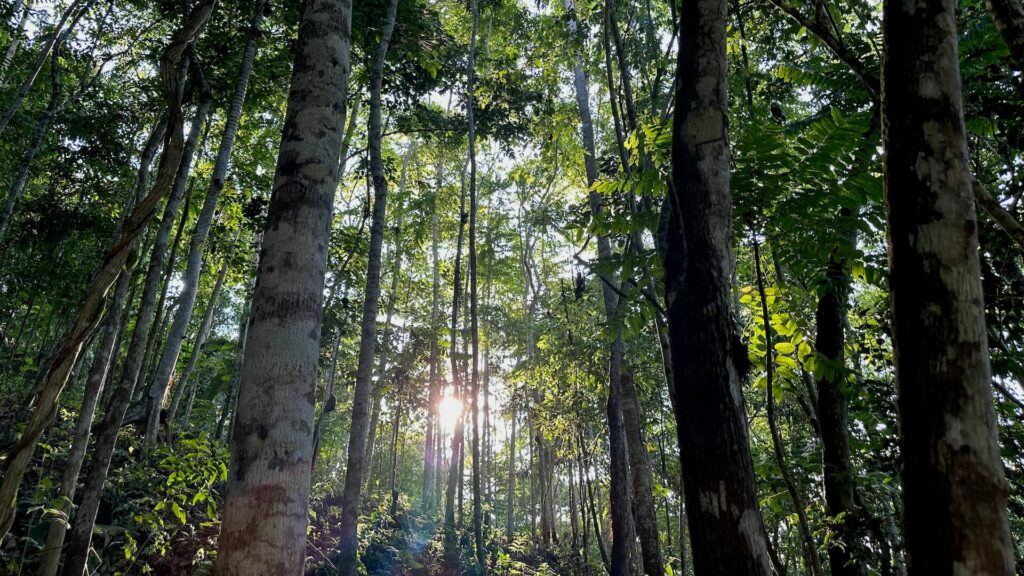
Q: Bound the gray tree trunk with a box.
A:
[213,0,352,571]
[334,0,399,572]
[883,0,1014,572]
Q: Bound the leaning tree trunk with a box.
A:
[166,254,229,425]
[0,0,89,138]
[143,0,267,449]
[0,0,215,540]
[0,46,61,240]
[36,269,130,576]
[664,0,773,573]
[213,0,351,571]
[60,62,213,576]
[335,0,398,573]
[882,0,1014,572]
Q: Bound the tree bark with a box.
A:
[36,269,130,576]
[0,0,214,540]
[334,0,397,572]
[665,0,773,572]
[619,370,665,576]
[143,0,267,449]
[423,158,443,510]
[882,0,1014,572]
[986,0,1024,72]
[213,0,351,570]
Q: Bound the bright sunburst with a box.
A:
[438,394,463,434]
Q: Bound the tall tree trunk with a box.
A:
[60,59,213,576]
[444,156,470,572]
[814,229,868,576]
[467,0,485,570]
[166,254,228,426]
[882,0,1014,572]
[213,0,351,570]
[619,369,665,576]
[423,160,443,510]
[36,269,130,576]
[335,0,398,572]
[753,238,823,576]
[0,1,30,85]
[0,0,90,137]
[216,281,252,442]
[362,145,413,486]
[0,45,61,240]
[506,408,516,539]
[665,0,773,572]
[562,2,633,573]
[0,1,214,539]
[143,0,267,449]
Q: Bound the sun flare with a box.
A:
[438,395,463,433]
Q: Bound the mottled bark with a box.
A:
[665,0,773,572]
[882,0,1014,572]
[335,0,397,572]
[0,0,214,540]
[213,0,351,571]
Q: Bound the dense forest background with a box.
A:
[0,0,1020,574]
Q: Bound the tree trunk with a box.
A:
[467,0,485,569]
[0,1,30,85]
[36,269,130,576]
[986,0,1024,72]
[335,0,398,572]
[664,0,773,572]
[143,0,267,449]
[882,0,1014,571]
[0,45,61,240]
[423,159,443,510]
[0,0,89,137]
[213,0,351,569]
[619,370,665,576]
[753,238,823,576]
[216,282,252,442]
[166,254,228,426]
[507,409,516,539]
[0,1,214,539]
[814,232,868,576]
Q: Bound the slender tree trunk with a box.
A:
[36,270,130,576]
[143,0,267,449]
[0,1,29,85]
[753,238,823,576]
[60,60,213,576]
[619,370,665,576]
[0,0,89,138]
[665,0,773,572]
[216,283,252,441]
[882,0,1014,572]
[0,46,61,240]
[335,0,398,572]
[213,0,351,570]
[362,145,413,485]
[311,334,342,472]
[814,230,868,576]
[0,1,214,539]
[467,0,485,569]
[423,160,443,510]
[507,409,516,539]
[166,254,228,426]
